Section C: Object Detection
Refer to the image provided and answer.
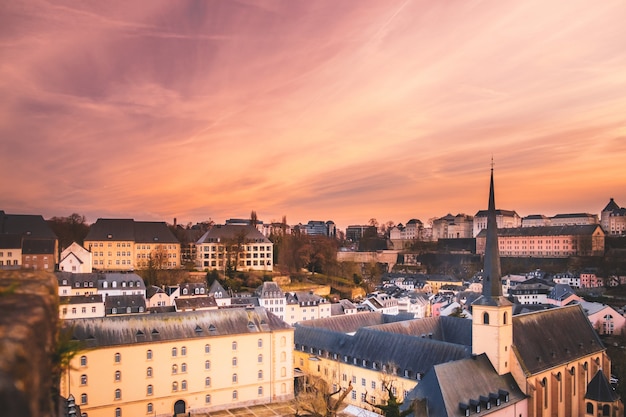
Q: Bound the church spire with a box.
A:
[483,162,502,299]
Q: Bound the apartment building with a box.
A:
[432,213,473,240]
[85,219,181,271]
[0,211,58,271]
[61,308,294,417]
[476,225,605,258]
[285,290,332,324]
[196,224,273,272]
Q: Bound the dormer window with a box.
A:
[107,234,112,239]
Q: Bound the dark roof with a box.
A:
[585,370,620,402]
[133,221,179,244]
[21,238,56,255]
[146,285,165,299]
[255,282,284,297]
[513,304,604,375]
[174,296,218,310]
[0,234,22,249]
[60,294,103,304]
[523,214,549,220]
[65,307,291,347]
[476,224,604,238]
[552,213,597,219]
[0,213,57,239]
[603,198,621,213]
[105,294,146,310]
[402,354,526,417]
[85,219,135,241]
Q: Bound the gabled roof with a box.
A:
[402,354,526,417]
[85,218,135,241]
[585,370,620,402]
[255,282,284,298]
[133,221,179,244]
[548,284,577,301]
[297,311,412,333]
[208,280,228,297]
[513,305,604,375]
[66,307,291,347]
[365,316,472,346]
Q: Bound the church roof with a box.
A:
[402,353,526,417]
[585,370,620,402]
[603,198,621,213]
[512,304,604,375]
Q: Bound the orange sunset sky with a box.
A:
[1,0,626,231]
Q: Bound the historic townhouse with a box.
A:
[85,219,181,271]
[196,224,273,272]
[432,213,473,240]
[61,308,294,417]
[601,198,626,236]
[476,225,605,258]
[59,242,93,273]
[285,290,332,325]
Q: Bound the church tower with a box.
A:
[472,164,513,375]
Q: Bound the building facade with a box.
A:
[473,209,521,238]
[61,308,294,417]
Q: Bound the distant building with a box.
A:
[85,218,181,271]
[473,209,521,237]
[522,214,551,227]
[196,224,273,272]
[345,225,376,242]
[105,294,147,315]
[285,291,332,324]
[601,198,626,236]
[59,294,104,319]
[432,213,473,240]
[550,212,599,226]
[476,225,605,258]
[389,219,424,249]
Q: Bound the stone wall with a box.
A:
[0,270,59,417]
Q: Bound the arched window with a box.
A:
[258,338,263,348]
[205,360,211,370]
[147,367,152,377]
[172,382,178,391]
[114,388,121,400]
[205,394,211,404]
[147,385,153,395]
[147,403,153,413]
[172,364,178,374]
[80,375,87,385]
[181,346,187,356]
[205,344,211,354]
[171,347,177,357]
[258,354,263,363]
[258,386,263,396]
[80,355,87,367]
[232,373,238,383]
[543,377,548,408]
[181,363,187,373]
[181,380,187,390]
[115,370,121,381]
[258,370,263,379]
[603,404,610,416]
[115,408,121,417]
[80,393,87,404]
[232,341,238,351]
[483,312,489,325]
[205,377,211,387]
[114,352,121,363]
[503,312,508,325]
[232,357,238,366]
[232,390,238,400]
[146,350,153,360]
[587,402,594,414]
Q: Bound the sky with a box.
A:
[2,0,626,231]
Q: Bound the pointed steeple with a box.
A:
[483,163,502,299]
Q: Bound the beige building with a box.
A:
[60,242,93,273]
[285,290,332,325]
[601,198,626,236]
[473,209,521,237]
[476,225,605,258]
[196,225,273,272]
[59,294,105,319]
[61,308,294,417]
[85,218,181,271]
[432,213,473,240]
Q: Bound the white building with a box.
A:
[59,242,93,273]
[473,209,521,237]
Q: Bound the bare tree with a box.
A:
[363,381,415,417]
[294,375,352,417]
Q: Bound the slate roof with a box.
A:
[402,354,526,417]
[255,282,284,298]
[0,234,22,249]
[146,285,165,299]
[60,294,103,305]
[0,212,57,239]
[512,304,604,375]
[21,238,56,255]
[66,307,291,348]
[85,218,135,241]
[174,296,218,310]
[365,316,472,346]
[105,294,146,312]
[585,370,620,402]
[133,221,179,244]
[476,224,604,238]
[552,213,597,219]
[474,209,519,217]
[286,291,328,305]
[297,311,413,334]
[208,280,228,297]
[548,284,577,301]
[603,198,621,213]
